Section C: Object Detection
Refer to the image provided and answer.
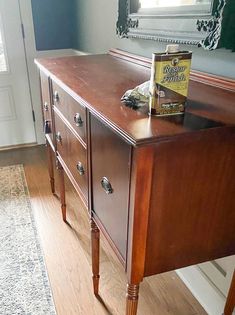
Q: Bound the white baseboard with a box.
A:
[177,266,235,315]
[35,48,89,58]
[72,49,90,56]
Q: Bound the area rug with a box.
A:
[0,165,57,315]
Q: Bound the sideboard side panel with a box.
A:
[144,127,235,276]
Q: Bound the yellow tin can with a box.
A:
[149,45,192,116]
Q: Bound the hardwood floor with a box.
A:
[0,145,207,315]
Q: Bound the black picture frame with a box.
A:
[116,0,235,51]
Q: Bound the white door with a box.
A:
[199,256,235,297]
[0,0,36,147]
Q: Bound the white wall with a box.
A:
[74,0,235,79]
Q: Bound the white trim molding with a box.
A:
[19,0,89,144]
[177,266,235,315]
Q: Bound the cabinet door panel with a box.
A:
[90,115,131,261]
[54,110,88,202]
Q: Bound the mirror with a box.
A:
[139,0,212,11]
[136,0,214,17]
[117,0,235,51]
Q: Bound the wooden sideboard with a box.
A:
[35,49,235,315]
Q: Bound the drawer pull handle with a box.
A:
[101,177,113,194]
[44,120,51,134]
[44,102,49,111]
[53,91,59,103]
[76,162,85,175]
[74,113,83,127]
[56,132,62,143]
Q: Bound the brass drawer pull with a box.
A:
[55,132,62,143]
[76,162,85,175]
[101,177,113,194]
[44,102,49,111]
[44,120,51,134]
[53,91,59,103]
[74,113,83,127]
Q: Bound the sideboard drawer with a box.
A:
[40,71,53,141]
[54,110,88,202]
[52,80,86,144]
[90,114,131,261]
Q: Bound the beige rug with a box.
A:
[0,164,57,315]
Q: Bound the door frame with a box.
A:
[19,0,45,145]
[19,0,81,145]
[0,0,37,148]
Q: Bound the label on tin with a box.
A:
[154,57,191,97]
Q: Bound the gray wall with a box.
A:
[31,0,74,51]
[74,0,235,79]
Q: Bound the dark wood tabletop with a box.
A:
[35,54,235,146]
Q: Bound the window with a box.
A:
[0,20,8,72]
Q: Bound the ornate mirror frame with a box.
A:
[116,0,235,51]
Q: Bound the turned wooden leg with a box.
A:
[46,140,55,195]
[126,283,140,315]
[224,271,235,315]
[57,161,66,222]
[91,219,100,296]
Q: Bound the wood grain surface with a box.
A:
[144,127,235,276]
[0,145,208,315]
[52,80,87,146]
[35,53,235,146]
[54,109,88,202]
[90,114,131,261]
